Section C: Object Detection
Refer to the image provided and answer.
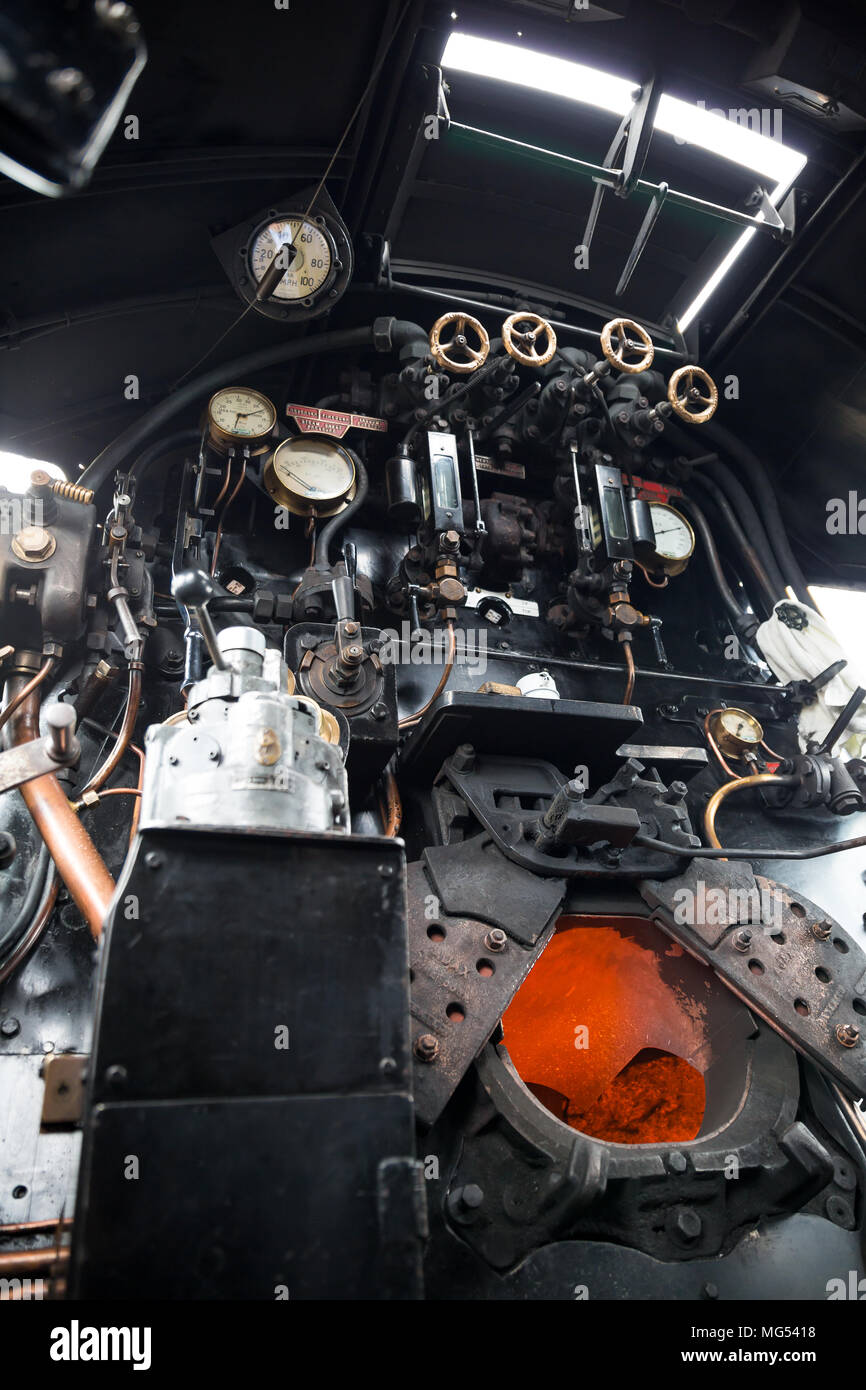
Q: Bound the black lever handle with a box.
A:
[815,686,866,756]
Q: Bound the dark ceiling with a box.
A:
[0,0,864,586]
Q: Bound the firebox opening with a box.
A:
[501,919,709,1145]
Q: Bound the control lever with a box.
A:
[784,658,847,712]
[813,686,866,757]
[171,568,226,671]
[465,427,486,536]
[0,703,80,796]
[331,542,357,622]
[649,617,672,672]
[570,442,593,556]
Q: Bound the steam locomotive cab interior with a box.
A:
[1,0,866,1306]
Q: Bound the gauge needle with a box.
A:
[287,470,322,494]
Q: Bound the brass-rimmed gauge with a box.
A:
[248,215,337,304]
[709,708,764,757]
[207,387,277,455]
[647,502,695,576]
[264,436,357,517]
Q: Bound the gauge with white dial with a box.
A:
[710,708,764,756]
[248,217,335,303]
[264,437,357,517]
[206,387,277,454]
[648,502,695,575]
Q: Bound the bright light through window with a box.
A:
[0,450,66,494]
[440,32,808,332]
[810,586,866,687]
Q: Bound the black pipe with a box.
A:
[665,426,788,598]
[129,428,203,482]
[359,279,686,358]
[634,832,866,862]
[666,418,814,609]
[80,325,385,493]
[690,471,781,614]
[315,454,369,569]
[700,421,815,609]
[703,458,788,598]
[677,495,757,639]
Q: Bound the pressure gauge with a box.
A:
[648,502,695,576]
[248,216,336,303]
[709,708,764,757]
[206,387,277,454]
[264,437,357,517]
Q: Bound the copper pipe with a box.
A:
[81,665,142,796]
[378,768,403,837]
[761,738,785,762]
[399,620,456,729]
[210,459,247,575]
[9,680,114,939]
[0,657,55,737]
[79,787,141,804]
[0,1217,72,1235]
[0,1246,69,1274]
[704,772,799,852]
[211,456,232,512]
[621,638,635,705]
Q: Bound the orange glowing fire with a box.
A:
[501,919,707,1144]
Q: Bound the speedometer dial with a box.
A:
[264,437,357,517]
[248,217,335,303]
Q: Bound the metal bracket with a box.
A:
[639,862,866,1100]
[406,859,557,1125]
[41,1053,87,1126]
[439,751,700,879]
[616,180,668,297]
[422,63,451,137]
[754,185,796,243]
[0,705,79,796]
[581,75,660,255]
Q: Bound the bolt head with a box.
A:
[673,1207,702,1242]
[485,928,508,952]
[836,1023,860,1048]
[414,1033,439,1062]
[1,1017,20,1038]
[13,526,54,561]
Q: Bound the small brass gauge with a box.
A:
[647,502,695,576]
[264,436,357,518]
[207,387,277,455]
[709,708,764,757]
